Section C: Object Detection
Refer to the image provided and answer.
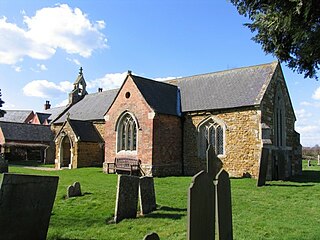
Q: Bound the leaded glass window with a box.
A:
[117,113,137,152]
[198,118,225,158]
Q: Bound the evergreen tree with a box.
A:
[0,89,6,117]
[231,0,320,79]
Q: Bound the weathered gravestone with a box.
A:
[187,144,233,240]
[139,176,156,215]
[143,232,160,240]
[67,181,82,198]
[0,153,8,173]
[257,148,269,187]
[114,174,140,223]
[0,173,59,240]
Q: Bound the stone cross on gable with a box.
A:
[188,144,233,240]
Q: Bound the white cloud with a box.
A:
[23,79,73,98]
[87,72,128,90]
[0,4,107,65]
[67,57,81,66]
[312,87,320,100]
[12,66,22,72]
[296,108,312,119]
[37,64,47,71]
[55,99,69,107]
[154,76,179,81]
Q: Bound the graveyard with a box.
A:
[5,159,320,240]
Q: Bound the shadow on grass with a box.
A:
[145,212,185,220]
[158,205,187,212]
[265,183,314,187]
[142,205,187,220]
[291,170,320,183]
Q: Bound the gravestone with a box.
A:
[143,232,160,240]
[139,176,156,215]
[257,148,269,187]
[187,144,233,240]
[0,153,8,173]
[67,181,82,198]
[0,173,59,240]
[114,174,140,223]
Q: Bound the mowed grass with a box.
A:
[9,160,320,240]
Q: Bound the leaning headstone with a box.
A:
[0,173,59,240]
[308,159,311,167]
[143,232,160,240]
[67,181,82,198]
[0,153,8,173]
[139,176,156,215]
[187,144,233,240]
[257,148,269,187]
[114,174,140,223]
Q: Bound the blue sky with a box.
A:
[0,0,319,147]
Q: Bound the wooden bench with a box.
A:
[107,157,141,175]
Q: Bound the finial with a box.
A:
[127,70,132,75]
[67,112,71,120]
[79,67,83,75]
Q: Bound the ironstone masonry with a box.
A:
[43,61,301,180]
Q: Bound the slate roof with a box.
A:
[68,119,103,142]
[169,61,278,112]
[54,89,118,123]
[0,110,33,123]
[35,112,51,124]
[131,75,180,116]
[0,121,53,143]
[43,106,69,123]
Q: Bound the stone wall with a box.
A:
[54,121,103,169]
[183,108,262,178]
[260,65,302,179]
[152,113,182,176]
[77,142,104,167]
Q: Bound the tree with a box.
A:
[0,89,6,117]
[230,0,320,79]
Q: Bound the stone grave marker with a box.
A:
[139,176,156,215]
[143,232,160,240]
[67,181,82,198]
[0,153,8,173]
[257,148,269,187]
[0,173,59,240]
[114,174,140,223]
[216,169,233,239]
[187,144,233,240]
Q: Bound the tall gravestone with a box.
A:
[0,173,59,240]
[187,144,233,240]
[114,175,140,223]
[0,153,8,173]
[139,176,157,215]
[257,148,269,187]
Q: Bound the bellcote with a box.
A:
[69,67,88,105]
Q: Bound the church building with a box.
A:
[50,61,302,180]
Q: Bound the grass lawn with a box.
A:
[8,160,320,240]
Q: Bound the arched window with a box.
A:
[274,85,286,147]
[117,112,137,152]
[198,117,225,158]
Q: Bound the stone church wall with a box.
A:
[260,66,302,179]
[152,113,182,176]
[183,108,262,178]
